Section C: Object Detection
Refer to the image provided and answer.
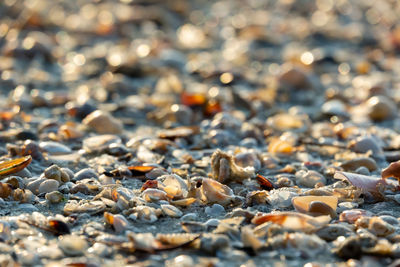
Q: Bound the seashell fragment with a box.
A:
[292,196,338,218]
[251,211,331,233]
[104,212,129,233]
[157,174,188,199]
[340,157,378,172]
[63,200,106,215]
[142,188,169,202]
[127,206,160,223]
[200,178,237,206]
[48,219,70,235]
[0,183,13,198]
[210,149,255,183]
[161,204,183,218]
[268,136,294,154]
[82,110,123,134]
[334,171,389,194]
[339,209,372,224]
[382,161,400,184]
[367,217,395,237]
[45,191,64,204]
[0,156,32,177]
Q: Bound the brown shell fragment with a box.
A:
[256,174,275,191]
[0,182,13,198]
[158,126,199,140]
[48,219,71,235]
[382,161,400,183]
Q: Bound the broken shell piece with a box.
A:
[266,113,310,132]
[210,149,255,183]
[339,209,372,224]
[382,161,400,183]
[104,212,129,233]
[292,196,338,218]
[45,191,64,204]
[169,198,197,207]
[201,178,237,206]
[251,212,331,233]
[334,171,388,194]
[82,110,123,134]
[156,233,200,247]
[63,200,106,215]
[0,182,13,198]
[340,158,378,172]
[142,188,170,202]
[161,204,183,218]
[268,136,294,154]
[127,206,161,223]
[14,188,35,203]
[0,156,32,177]
[367,217,395,237]
[157,174,188,199]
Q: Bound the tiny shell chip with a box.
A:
[180,92,206,107]
[292,196,338,213]
[128,166,156,176]
[256,174,274,191]
[268,137,294,154]
[48,219,70,235]
[339,209,372,224]
[158,126,199,140]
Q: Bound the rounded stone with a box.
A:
[295,170,326,188]
[38,180,59,195]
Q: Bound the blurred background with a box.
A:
[0,0,399,127]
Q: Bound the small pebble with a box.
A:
[58,235,88,256]
[38,180,59,195]
[83,110,123,134]
[205,204,226,217]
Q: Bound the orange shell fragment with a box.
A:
[0,156,32,176]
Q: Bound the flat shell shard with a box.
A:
[158,126,199,139]
[334,171,386,193]
[292,196,338,215]
[251,212,331,232]
[128,166,156,174]
[0,155,32,176]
